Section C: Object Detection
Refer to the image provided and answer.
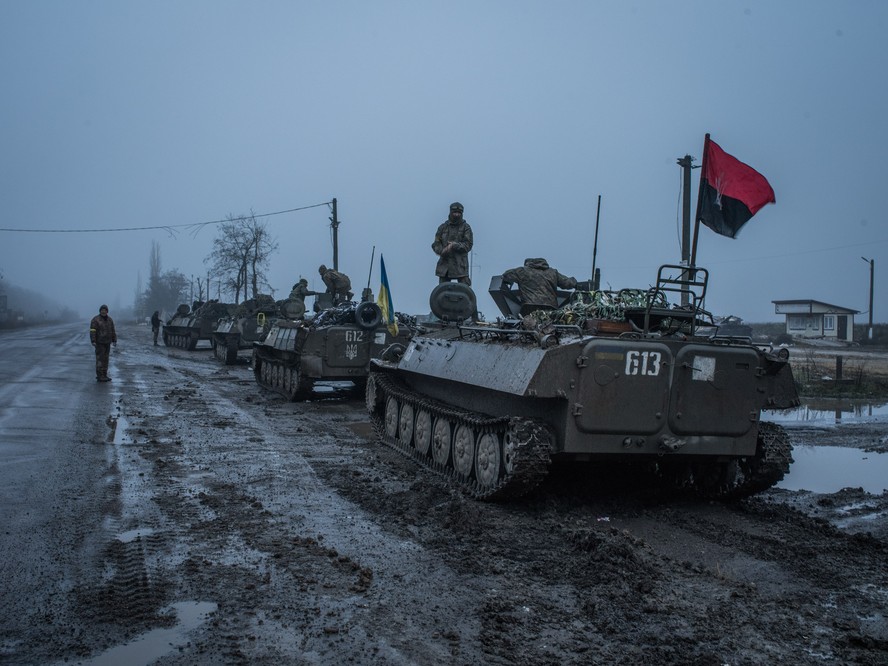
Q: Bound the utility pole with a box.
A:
[330,198,339,271]
[862,256,875,340]
[677,154,695,306]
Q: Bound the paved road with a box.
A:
[0,323,126,660]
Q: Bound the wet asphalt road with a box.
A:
[0,323,122,660]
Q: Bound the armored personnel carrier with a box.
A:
[367,265,799,501]
[212,294,280,364]
[253,297,414,400]
[163,300,232,351]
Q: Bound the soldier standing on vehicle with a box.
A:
[150,310,161,346]
[289,278,321,309]
[432,201,473,285]
[289,278,319,302]
[318,265,354,305]
[89,304,117,382]
[502,258,577,314]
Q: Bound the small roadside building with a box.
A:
[772,299,858,342]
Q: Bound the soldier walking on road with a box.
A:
[432,201,473,285]
[89,304,117,382]
[150,310,161,346]
[318,265,354,305]
[502,258,577,314]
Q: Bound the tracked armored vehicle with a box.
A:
[367,265,800,501]
[212,295,279,364]
[253,297,414,400]
[163,300,232,350]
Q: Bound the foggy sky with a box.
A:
[1,1,885,322]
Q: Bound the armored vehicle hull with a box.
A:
[368,265,800,501]
[212,296,279,364]
[253,301,413,400]
[163,301,233,351]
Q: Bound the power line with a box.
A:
[0,201,333,233]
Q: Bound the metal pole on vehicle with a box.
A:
[591,194,601,290]
[330,198,339,271]
[677,154,694,306]
[862,256,874,340]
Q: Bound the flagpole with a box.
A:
[689,133,710,268]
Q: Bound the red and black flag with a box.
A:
[697,134,775,238]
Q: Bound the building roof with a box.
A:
[772,299,859,315]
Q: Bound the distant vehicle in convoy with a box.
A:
[163,300,232,350]
[211,295,279,364]
[252,296,414,401]
[367,265,800,501]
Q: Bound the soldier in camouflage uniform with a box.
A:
[150,310,161,346]
[502,258,577,314]
[318,265,354,305]
[432,202,473,285]
[289,278,320,302]
[89,304,117,382]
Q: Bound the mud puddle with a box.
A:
[778,445,888,494]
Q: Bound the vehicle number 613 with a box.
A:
[625,350,662,376]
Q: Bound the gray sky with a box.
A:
[1,0,885,322]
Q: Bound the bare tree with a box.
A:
[141,243,190,315]
[205,212,277,303]
[149,241,162,282]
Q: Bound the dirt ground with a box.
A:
[11,325,888,665]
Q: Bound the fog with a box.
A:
[1,1,884,323]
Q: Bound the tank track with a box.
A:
[163,331,198,350]
[212,335,239,364]
[367,371,552,501]
[665,421,794,500]
[252,351,314,401]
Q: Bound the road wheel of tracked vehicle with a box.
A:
[452,424,476,479]
[285,367,301,400]
[281,365,290,392]
[365,374,381,414]
[398,402,415,446]
[502,429,519,475]
[384,396,400,439]
[187,334,198,351]
[475,433,502,489]
[414,410,432,456]
[253,355,262,382]
[432,418,452,467]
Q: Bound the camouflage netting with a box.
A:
[519,289,668,327]
[234,294,278,316]
[310,302,359,328]
[306,303,416,331]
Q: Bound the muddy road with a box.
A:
[1,323,887,665]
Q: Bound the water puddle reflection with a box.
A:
[778,446,888,494]
[765,399,888,425]
[71,600,217,666]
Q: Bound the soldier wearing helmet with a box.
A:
[289,277,320,302]
[432,201,473,285]
[318,265,354,305]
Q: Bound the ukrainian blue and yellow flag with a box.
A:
[376,254,398,336]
